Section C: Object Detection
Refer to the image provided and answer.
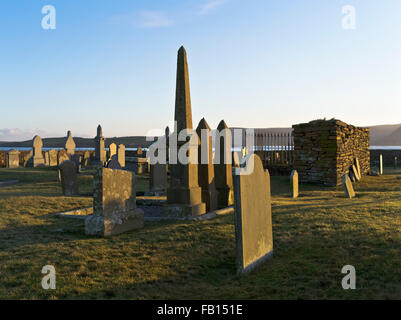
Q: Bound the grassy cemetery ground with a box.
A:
[1,167,401,299]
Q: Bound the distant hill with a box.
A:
[0,136,157,148]
[1,124,400,148]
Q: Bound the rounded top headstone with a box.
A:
[32,135,43,148]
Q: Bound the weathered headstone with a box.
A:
[65,131,76,155]
[7,150,20,168]
[214,120,234,209]
[60,160,79,196]
[354,158,361,179]
[196,118,218,212]
[85,167,144,237]
[290,170,299,198]
[165,46,206,217]
[379,154,383,175]
[117,144,125,167]
[108,143,117,161]
[233,154,273,275]
[32,135,45,167]
[350,164,360,182]
[82,150,91,167]
[70,154,82,173]
[23,150,33,167]
[94,125,106,165]
[43,151,50,166]
[48,149,58,167]
[57,149,70,166]
[149,163,168,193]
[342,174,355,199]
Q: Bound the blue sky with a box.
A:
[0,0,400,140]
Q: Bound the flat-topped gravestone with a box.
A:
[342,174,355,199]
[60,160,79,196]
[149,163,168,193]
[43,151,50,166]
[85,167,144,237]
[32,135,45,167]
[196,118,218,212]
[290,170,299,198]
[65,131,76,155]
[7,150,20,168]
[117,144,126,167]
[48,149,58,167]
[214,120,234,209]
[233,154,273,275]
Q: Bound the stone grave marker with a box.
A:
[7,150,20,168]
[94,125,106,165]
[57,149,70,166]
[85,167,144,237]
[60,160,79,196]
[233,154,273,275]
[196,118,218,212]
[108,143,117,161]
[48,149,58,167]
[106,156,122,170]
[342,174,355,199]
[65,131,76,155]
[32,135,45,167]
[117,144,125,167]
[149,163,168,193]
[290,169,299,198]
[70,154,82,173]
[214,120,234,209]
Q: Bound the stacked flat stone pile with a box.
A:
[292,119,370,186]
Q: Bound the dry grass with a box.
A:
[0,167,401,299]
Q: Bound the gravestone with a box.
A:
[48,149,58,167]
[57,149,70,166]
[379,154,383,175]
[108,143,117,161]
[70,154,82,173]
[342,174,355,199]
[60,160,79,196]
[290,170,299,198]
[196,118,218,212]
[7,150,20,168]
[117,144,125,167]
[65,131,76,155]
[354,158,361,179]
[149,163,168,193]
[32,135,45,167]
[350,164,360,182]
[165,46,206,217]
[94,125,106,165]
[106,157,122,170]
[233,154,273,275]
[23,150,33,167]
[82,150,91,167]
[214,120,234,209]
[43,151,50,166]
[85,167,144,237]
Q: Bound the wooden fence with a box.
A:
[250,132,294,166]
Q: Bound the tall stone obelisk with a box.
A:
[165,46,206,217]
[94,125,106,166]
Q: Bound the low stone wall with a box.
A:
[293,119,370,186]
